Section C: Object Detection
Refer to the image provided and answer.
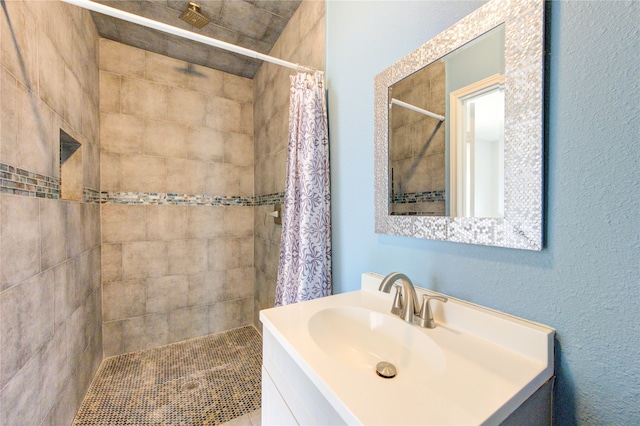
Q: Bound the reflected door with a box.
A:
[450,75,504,218]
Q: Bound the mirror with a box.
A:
[375,0,544,250]
[388,25,505,218]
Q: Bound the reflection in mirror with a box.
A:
[388,24,505,217]
[389,60,447,216]
[450,74,504,217]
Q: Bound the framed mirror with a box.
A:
[374,0,544,250]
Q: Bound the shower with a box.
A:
[0,0,324,423]
[178,2,209,29]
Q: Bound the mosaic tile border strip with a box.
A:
[0,162,60,198]
[392,190,445,204]
[392,211,441,216]
[0,185,282,206]
[254,192,284,206]
[1,162,103,204]
[0,161,284,208]
[83,188,101,203]
[100,191,285,207]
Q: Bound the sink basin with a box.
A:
[260,273,555,425]
[308,306,445,376]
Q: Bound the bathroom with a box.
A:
[0,0,638,425]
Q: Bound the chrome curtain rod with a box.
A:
[390,98,445,121]
[61,0,321,74]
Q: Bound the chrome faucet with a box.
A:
[379,272,421,323]
[379,272,448,328]
[418,295,448,328]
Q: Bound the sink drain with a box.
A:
[376,361,397,379]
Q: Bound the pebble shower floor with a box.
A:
[73,326,262,425]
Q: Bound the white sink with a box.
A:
[308,306,445,377]
[260,273,555,425]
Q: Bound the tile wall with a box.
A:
[252,0,325,330]
[1,1,325,422]
[99,40,255,357]
[0,1,102,424]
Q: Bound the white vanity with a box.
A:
[260,273,554,425]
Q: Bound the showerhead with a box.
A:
[179,3,209,29]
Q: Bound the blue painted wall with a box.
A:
[326,1,639,424]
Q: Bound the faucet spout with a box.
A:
[379,272,420,323]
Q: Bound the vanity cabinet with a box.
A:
[262,329,346,425]
[261,368,297,425]
[262,325,552,426]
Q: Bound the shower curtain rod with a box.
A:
[390,98,445,121]
[61,0,321,74]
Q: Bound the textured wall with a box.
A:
[99,40,254,357]
[253,0,325,330]
[0,0,102,424]
[326,1,639,424]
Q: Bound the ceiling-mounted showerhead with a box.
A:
[179,3,209,29]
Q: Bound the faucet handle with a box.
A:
[391,284,403,316]
[418,295,448,328]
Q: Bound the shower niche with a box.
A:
[60,128,82,201]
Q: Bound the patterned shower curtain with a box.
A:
[274,72,331,306]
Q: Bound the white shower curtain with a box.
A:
[274,72,331,306]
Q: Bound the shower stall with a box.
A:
[0,0,325,424]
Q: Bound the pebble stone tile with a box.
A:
[73,326,262,425]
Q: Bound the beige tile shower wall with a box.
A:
[99,39,254,195]
[99,40,255,356]
[1,3,100,187]
[252,0,325,330]
[0,1,102,425]
[101,204,254,356]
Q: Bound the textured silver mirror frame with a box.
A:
[374,0,544,250]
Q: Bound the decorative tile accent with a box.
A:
[0,162,60,198]
[391,212,442,216]
[0,161,283,208]
[101,191,285,207]
[83,188,101,203]
[73,326,262,426]
[0,163,284,207]
[392,190,446,204]
[0,163,104,205]
[254,192,285,206]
